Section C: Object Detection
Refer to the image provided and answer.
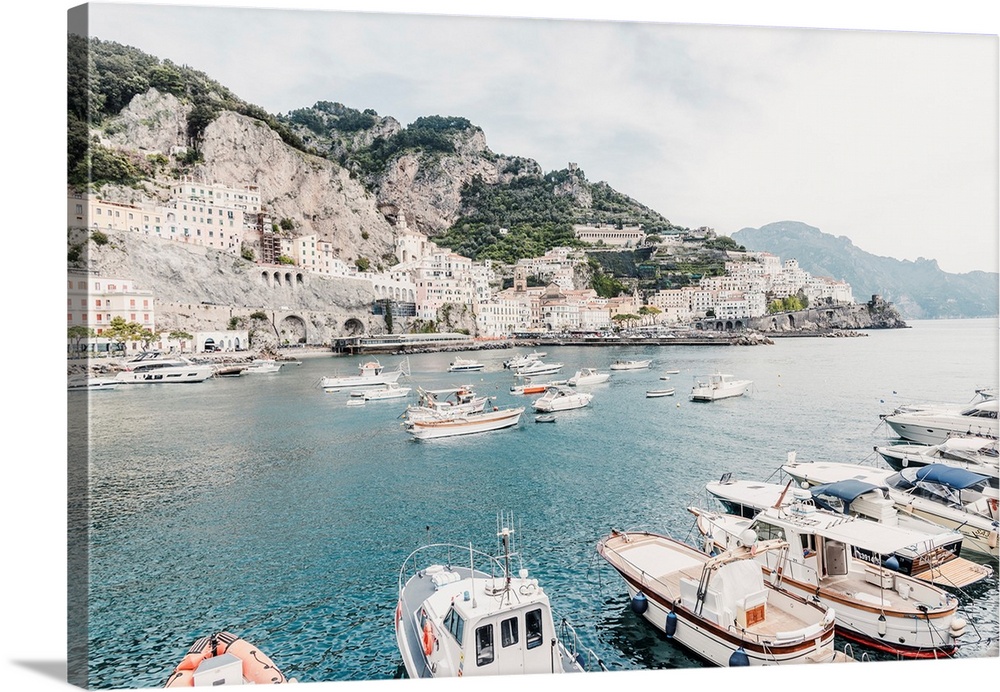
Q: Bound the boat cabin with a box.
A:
[418,568,564,677]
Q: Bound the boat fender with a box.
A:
[630,592,648,615]
[728,647,750,667]
[882,555,900,572]
[949,618,967,639]
[664,611,677,638]
[422,621,436,657]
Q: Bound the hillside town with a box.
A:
[68,178,856,354]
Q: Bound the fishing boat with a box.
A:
[395,519,603,678]
[163,631,294,687]
[705,474,991,588]
[406,407,525,440]
[689,504,967,659]
[362,382,412,401]
[646,389,675,398]
[114,351,216,384]
[531,386,593,413]
[782,460,1000,560]
[881,399,999,445]
[448,357,485,373]
[567,368,610,386]
[609,359,651,371]
[689,373,752,401]
[319,358,408,391]
[597,530,842,666]
[875,439,999,488]
[512,360,564,377]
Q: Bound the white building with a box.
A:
[573,224,646,247]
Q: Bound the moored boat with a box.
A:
[319,358,408,391]
[782,460,1000,560]
[609,359,651,371]
[597,530,842,666]
[567,368,610,386]
[67,375,119,391]
[164,631,294,686]
[875,439,999,488]
[689,504,967,658]
[646,389,675,398]
[407,407,525,440]
[448,357,485,373]
[395,520,603,677]
[362,382,412,401]
[243,359,283,374]
[881,399,999,445]
[531,386,593,413]
[689,373,752,401]
[512,360,564,377]
[705,474,991,588]
[510,379,567,395]
[114,351,216,384]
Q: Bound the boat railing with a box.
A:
[397,542,511,596]
[556,617,607,672]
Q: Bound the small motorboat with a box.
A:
[164,631,294,686]
[535,414,557,423]
[663,369,680,374]
[646,389,675,398]
[609,359,651,371]
[448,357,485,373]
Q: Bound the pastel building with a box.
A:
[67,270,156,353]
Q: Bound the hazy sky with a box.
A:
[81,1,999,274]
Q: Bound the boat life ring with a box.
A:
[988,497,998,515]
[422,621,436,656]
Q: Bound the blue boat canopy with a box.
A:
[904,464,988,489]
[810,479,886,504]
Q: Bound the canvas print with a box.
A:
[65,2,998,690]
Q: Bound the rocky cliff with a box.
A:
[748,295,907,332]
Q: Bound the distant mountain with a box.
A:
[732,221,998,319]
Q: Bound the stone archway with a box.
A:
[277,314,308,345]
[344,318,365,335]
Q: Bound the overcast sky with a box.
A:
[80,1,999,274]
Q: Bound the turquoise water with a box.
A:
[78,319,999,688]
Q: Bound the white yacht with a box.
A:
[598,531,843,666]
[782,460,1000,560]
[406,407,525,440]
[503,352,546,370]
[609,359,651,371]
[706,474,991,588]
[875,439,999,488]
[512,360,564,378]
[447,357,485,373]
[242,359,283,374]
[689,373,752,401]
[114,351,215,384]
[318,358,408,391]
[531,386,593,413]
[396,520,603,678]
[361,382,412,401]
[690,504,967,659]
[566,368,610,386]
[881,398,998,445]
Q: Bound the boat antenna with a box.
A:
[469,542,477,609]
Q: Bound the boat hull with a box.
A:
[114,366,215,383]
[408,408,524,439]
[320,371,403,390]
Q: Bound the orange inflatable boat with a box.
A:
[164,631,293,686]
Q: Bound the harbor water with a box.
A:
[76,319,999,688]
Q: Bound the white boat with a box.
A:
[875,439,999,488]
[597,530,842,666]
[407,407,525,440]
[405,386,489,423]
[319,358,408,391]
[663,369,681,375]
[362,382,412,401]
[243,359,283,374]
[164,631,295,687]
[395,520,602,678]
[706,474,991,588]
[689,504,967,659]
[646,389,675,398]
[881,398,998,445]
[114,351,215,384]
[567,368,610,386]
[448,357,485,373]
[609,359,651,371]
[690,373,752,402]
[512,360,564,377]
[67,375,119,391]
[531,386,593,413]
[503,351,546,369]
[782,460,1000,560]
